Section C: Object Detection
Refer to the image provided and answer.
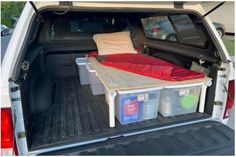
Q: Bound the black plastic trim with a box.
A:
[10,86,20,92]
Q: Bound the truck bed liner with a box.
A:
[43,121,234,155]
[29,77,210,150]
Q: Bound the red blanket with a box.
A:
[88,51,204,81]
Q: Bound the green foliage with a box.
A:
[223,36,235,56]
[1,1,26,28]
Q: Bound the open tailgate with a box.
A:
[43,121,234,155]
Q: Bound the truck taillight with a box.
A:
[1,108,17,155]
[223,80,235,119]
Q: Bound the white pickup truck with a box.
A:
[1,2,234,155]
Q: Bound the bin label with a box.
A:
[179,89,190,96]
[138,94,149,101]
[124,99,138,115]
[122,96,139,123]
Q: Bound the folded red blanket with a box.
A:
[88,51,204,81]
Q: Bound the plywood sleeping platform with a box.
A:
[88,57,212,127]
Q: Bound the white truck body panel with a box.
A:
[1,2,34,108]
[1,2,234,155]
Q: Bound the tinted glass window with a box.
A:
[141,14,206,48]
[141,16,178,41]
[48,17,128,40]
[170,14,204,47]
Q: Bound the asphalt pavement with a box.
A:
[228,106,234,130]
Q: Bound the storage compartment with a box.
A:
[159,85,202,117]
[75,57,89,85]
[17,9,221,154]
[28,77,210,151]
[114,88,161,124]
[86,64,105,95]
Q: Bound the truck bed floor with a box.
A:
[44,121,234,155]
[29,77,210,150]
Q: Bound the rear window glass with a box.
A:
[141,16,178,41]
[141,14,207,48]
[48,17,128,40]
[170,14,203,45]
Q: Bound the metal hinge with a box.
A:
[17,132,26,139]
[220,74,227,78]
[174,2,184,9]
[53,2,72,15]
[59,1,73,6]
[214,101,223,106]
[10,86,20,92]
[218,67,226,71]
[21,61,29,80]
[21,61,29,71]
[11,98,21,102]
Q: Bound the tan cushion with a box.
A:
[93,31,137,55]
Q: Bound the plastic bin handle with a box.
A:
[86,64,96,72]
[75,58,87,65]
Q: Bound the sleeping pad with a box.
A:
[88,51,204,81]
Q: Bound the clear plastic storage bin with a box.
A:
[159,85,201,117]
[114,88,161,125]
[86,64,105,95]
[75,57,89,85]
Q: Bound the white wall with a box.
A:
[201,1,235,33]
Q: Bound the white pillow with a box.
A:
[93,31,137,55]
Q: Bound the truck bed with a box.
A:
[43,121,234,155]
[29,77,210,150]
